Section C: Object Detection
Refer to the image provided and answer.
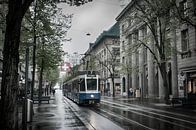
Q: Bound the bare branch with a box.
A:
[137,38,160,68]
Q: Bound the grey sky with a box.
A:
[58,0,122,55]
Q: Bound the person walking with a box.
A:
[129,88,133,97]
[52,89,55,96]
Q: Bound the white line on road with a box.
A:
[98,108,155,130]
[101,100,196,129]
[102,99,196,120]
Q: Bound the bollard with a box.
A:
[27,99,33,122]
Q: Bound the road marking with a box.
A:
[102,99,196,120]
[98,108,155,130]
[101,102,196,130]
[101,100,196,128]
[102,99,196,122]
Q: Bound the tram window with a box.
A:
[87,79,97,90]
[80,79,85,91]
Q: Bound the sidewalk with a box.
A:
[27,90,87,130]
[101,96,196,115]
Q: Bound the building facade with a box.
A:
[81,23,121,96]
[116,0,196,100]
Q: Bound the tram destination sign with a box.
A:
[87,74,96,77]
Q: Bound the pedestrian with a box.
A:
[52,89,55,96]
[129,88,133,97]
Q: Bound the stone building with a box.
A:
[116,0,196,100]
[177,0,196,98]
[81,23,121,96]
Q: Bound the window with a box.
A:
[113,39,119,45]
[136,51,139,66]
[144,47,147,64]
[87,79,97,90]
[134,31,138,43]
[180,0,188,17]
[122,41,125,51]
[142,27,147,39]
[112,47,120,56]
[181,29,189,52]
[181,29,191,58]
[114,72,119,77]
[116,59,120,64]
[122,24,125,32]
[128,35,132,45]
[122,57,125,64]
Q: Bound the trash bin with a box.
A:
[27,99,33,122]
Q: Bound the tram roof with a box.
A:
[64,70,99,84]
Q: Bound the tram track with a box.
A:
[63,97,96,130]
[101,99,196,124]
[90,107,155,130]
[96,100,196,130]
[62,96,196,130]
[102,99,196,120]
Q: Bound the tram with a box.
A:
[63,71,101,105]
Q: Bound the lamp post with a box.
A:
[22,44,29,130]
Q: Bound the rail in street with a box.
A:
[93,98,196,130]
[63,96,124,130]
[30,90,196,130]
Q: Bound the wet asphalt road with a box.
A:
[28,90,123,130]
[95,97,196,130]
[28,90,196,130]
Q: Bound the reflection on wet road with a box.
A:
[63,95,124,130]
[91,98,196,130]
[29,90,87,130]
[28,90,196,130]
[28,90,124,130]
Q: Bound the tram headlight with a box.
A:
[90,94,94,98]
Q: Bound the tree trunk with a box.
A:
[112,75,115,97]
[31,0,37,100]
[160,62,170,103]
[0,1,34,129]
[0,4,23,130]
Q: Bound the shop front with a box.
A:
[186,72,196,96]
[179,71,196,101]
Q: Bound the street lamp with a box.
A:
[86,33,91,36]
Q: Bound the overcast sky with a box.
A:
[58,0,122,55]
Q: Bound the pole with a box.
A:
[22,46,29,130]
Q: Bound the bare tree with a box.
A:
[121,0,173,101]
[90,43,120,97]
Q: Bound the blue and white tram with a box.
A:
[63,71,100,105]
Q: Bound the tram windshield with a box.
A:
[87,79,97,90]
